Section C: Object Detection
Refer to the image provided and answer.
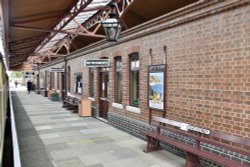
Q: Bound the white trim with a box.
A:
[88,97,95,101]
[112,103,123,109]
[126,106,141,114]
[9,89,22,167]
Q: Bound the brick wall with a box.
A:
[90,2,249,139]
[162,4,250,138]
[39,1,250,139]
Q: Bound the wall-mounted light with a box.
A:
[101,3,122,42]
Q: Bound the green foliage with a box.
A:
[50,92,60,101]
[11,72,23,78]
[133,99,139,106]
[50,92,59,97]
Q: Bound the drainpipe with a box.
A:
[37,67,40,93]
[64,57,68,100]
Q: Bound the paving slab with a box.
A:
[46,143,69,152]
[54,157,86,167]
[20,148,54,167]
[13,91,185,167]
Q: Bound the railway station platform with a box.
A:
[11,88,185,167]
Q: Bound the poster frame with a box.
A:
[148,64,165,111]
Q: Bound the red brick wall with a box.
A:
[39,1,250,138]
[98,3,249,137]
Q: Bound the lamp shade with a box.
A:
[102,13,122,42]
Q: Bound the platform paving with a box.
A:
[12,89,185,167]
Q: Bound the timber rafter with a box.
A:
[35,0,93,53]
[29,0,134,64]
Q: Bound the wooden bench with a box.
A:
[144,116,250,167]
[35,88,40,94]
[40,88,48,97]
[62,96,70,108]
[62,96,79,113]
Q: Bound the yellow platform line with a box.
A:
[67,133,129,144]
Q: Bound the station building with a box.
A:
[0,0,249,166]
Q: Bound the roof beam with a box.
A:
[11,43,39,51]
[9,52,35,56]
[36,0,93,52]
[11,25,105,38]
[36,0,135,55]
[10,34,47,46]
[10,58,27,62]
[12,11,63,24]
[48,54,65,57]
[10,62,23,67]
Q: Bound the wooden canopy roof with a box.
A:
[0,0,197,70]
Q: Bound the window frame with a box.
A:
[67,66,71,91]
[89,68,95,98]
[129,53,140,107]
[115,56,122,104]
[74,73,83,94]
[57,72,60,90]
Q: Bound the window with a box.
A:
[57,73,60,90]
[67,66,71,91]
[100,67,109,98]
[50,72,54,89]
[74,73,82,94]
[45,71,48,89]
[130,53,139,107]
[89,68,95,97]
[115,57,122,103]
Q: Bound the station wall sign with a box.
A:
[84,59,110,68]
[148,64,165,110]
[32,64,38,71]
[49,67,65,73]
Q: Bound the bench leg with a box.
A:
[72,106,78,113]
[185,151,202,167]
[143,136,162,153]
[62,103,67,108]
[67,105,72,110]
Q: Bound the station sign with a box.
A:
[49,67,65,72]
[32,64,38,71]
[187,125,210,134]
[84,59,110,68]
[180,123,210,134]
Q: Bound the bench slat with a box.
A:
[210,130,250,147]
[154,124,250,156]
[152,116,250,147]
[145,131,249,167]
[145,116,250,167]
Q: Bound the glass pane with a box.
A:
[101,72,108,98]
[89,69,94,97]
[136,60,139,68]
[67,67,71,91]
[116,59,122,71]
[131,70,139,106]
[74,74,82,94]
[116,72,122,103]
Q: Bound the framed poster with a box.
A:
[148,64,165,110]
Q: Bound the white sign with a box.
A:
[49,67,65,72]
[180,123,189,131]
[32,64,38,71]
[84,59,110,67]
[187,125,210,134]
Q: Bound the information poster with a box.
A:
[148,64,165,110]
